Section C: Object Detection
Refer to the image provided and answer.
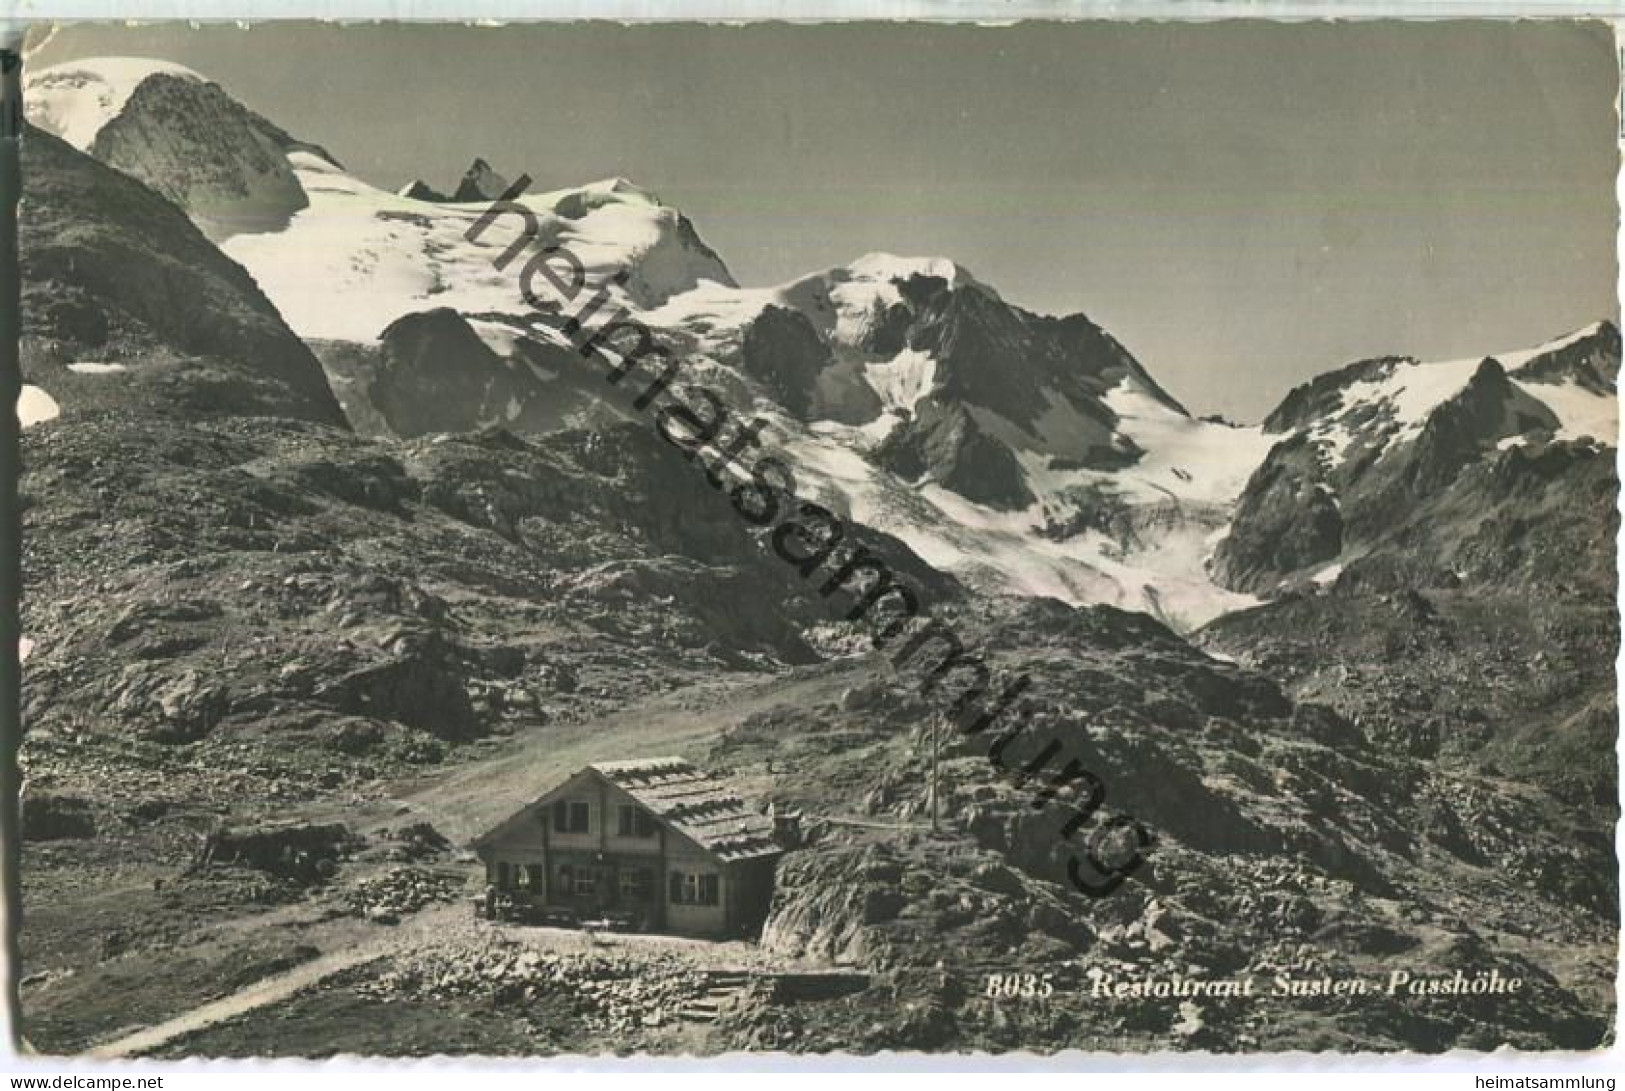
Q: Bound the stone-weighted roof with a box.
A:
[589,757,781,863]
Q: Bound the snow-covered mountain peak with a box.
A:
[451,157,512,203]
[640,250,1269,625]
[27,57,205,149]
[578,176,660,202]
[1213,320,1618,594]
[843,252,985,291]
[25,55,337,240]
[216,155,736,339]
[646,252,999,361]
[1296,322,1618,469]
[19,57,732,333]
[43,55,1609,632]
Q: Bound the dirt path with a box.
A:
[86,905,798,1058]
[87,902,471,1059]
[85,903,465,1059]
[86,948,381,1059]
[378,663,865,844]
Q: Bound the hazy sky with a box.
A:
[36,21,1621,420]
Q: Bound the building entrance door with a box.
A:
[593,864,616,912]
[616,865,656,929]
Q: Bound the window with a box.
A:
[496,861,511,890]
[617,805,658,839]
[552,799,590,834]
[620,868,652,901]
[669,870,720,906]
[558,863,598,897]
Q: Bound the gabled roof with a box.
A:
[472,756,782,864]
[588,757,781,863]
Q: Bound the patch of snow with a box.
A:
[1303,325,1619,463]
[919,476,1265,626]
[18,637,32,663]
[845,253,983,292]
[18,385,60,428]
[1496,321,1608,370]
[1513,378,1617,446]
[66,362,127,375]
[651,253,986,360]
[1103,377,1276,507]
[1308,416,1361,471]
[223,162,729,342]
[222,165,446,341]
[644,284,783,353]
[1337,356,1483,446]
[1200,524,1232,567]
[288,150,343,175]
[810,414,898,448]
[467,318,524,358]
[863,348,938,414]
[818,253,990,348]
[1309,562,1343,587]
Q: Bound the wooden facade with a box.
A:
[471,757,782,939]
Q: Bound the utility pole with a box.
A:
[0,23,23,1052]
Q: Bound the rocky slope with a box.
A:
[19,123,347,427]
[21,398,1612,1050]
[707,596,1614,1051]
[20,411,964,803]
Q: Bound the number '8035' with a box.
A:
[984,973,1055,998]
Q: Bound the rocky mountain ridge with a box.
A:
[1201,324,1618,817]
[28,57,1615,636]
[21,58,1265,627]
[1213,321,1618,594]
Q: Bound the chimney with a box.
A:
[769,803,803,848]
